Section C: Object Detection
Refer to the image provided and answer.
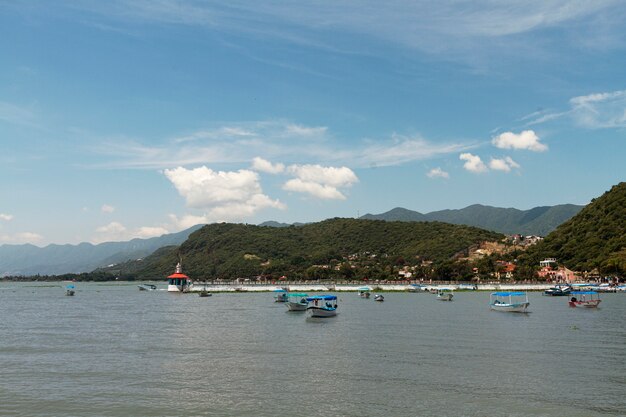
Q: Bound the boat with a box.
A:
[489,292,529,312]
[65,284,75,296]
[138,284,157,291]
[199,290,212,297]
[357,287,371,298]
[543,284,572,296]
[374,294,384,302]
[273,288,288,302]
[568,291,601,308]
[306,295,338,318]
[285,293,309,311]
[167,262,193,292]
[436,288,454,301]
[407,284,427,292]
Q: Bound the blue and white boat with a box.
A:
[490,292,529,312]
[273,288,288,302]
[306,295,338,317]
[65,283,75,296]
[357,286,371,298]
[436,288,454,301]
[285,293,308,311]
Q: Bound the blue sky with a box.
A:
[1,1,625,245]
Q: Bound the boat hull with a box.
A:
[168,284,192,292]
[569,300,601,308]
[307,306,337,317]
[437,294,453,301]
[286,302,308,311]
[490,302,529,312]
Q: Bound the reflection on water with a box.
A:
[1,283,625,416]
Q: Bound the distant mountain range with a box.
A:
[359,204,584,236]
[0,225,203,276]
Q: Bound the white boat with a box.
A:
[138,284,157,291]
[65,284,75,296]
[273,288,288,302]
[436,289,454,301]
[306,295,338,317]
[357,287,371,298]
[490,292,529,312]
[569,291,601,308]
[374,294,384,302]
[285,293,309,311]
[167,262,193,292]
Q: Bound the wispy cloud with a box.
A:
[101,204,115,213]
[524,89,626,129]
[87,121,473,170]
[0,231,44,245]
[0,101,36,127]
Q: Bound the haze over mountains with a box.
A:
[359,204,584,236]
[1,203,583,277]
[0,225,202,276]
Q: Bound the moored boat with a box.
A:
[306,295,338,317]
[569,291,601,308]
[167,262,193,292]
[358,287,371,298]
[374,294,384,302]
[543,284,572,296]
[436,289,454,301]
[273,288,288,302]
[490,292,529,312]
[138,284,157,291]
[65,284,75,296]
[285,293,309,311]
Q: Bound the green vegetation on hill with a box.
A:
[116,218,503,280]
[361,204,583,235]
[521,182,626,275]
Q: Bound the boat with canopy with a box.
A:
[306,295,338,317]
[436,288,454,301]
[357,287,371,298]
[273,288,288,302]
[285,293,309,311]
[489,292,529,312]
[568,291,601,308]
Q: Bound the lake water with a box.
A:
[1,282,625,416]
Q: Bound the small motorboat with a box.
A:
[358,287,371,298]
[199,290,212,297]
[65,284,75,296]
[490,292,529,312]
[436,289,454,301]
[544,284,572,296]
[374,294,384,302]
[273,288,288,302]
[138,284,157,291]
[285,293,308,311]
[306,295,338,318]
[569,291,601,308]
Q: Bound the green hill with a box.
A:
[118,218,503,280]
[524,182,626,275]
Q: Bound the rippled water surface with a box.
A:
[1,282,625,416]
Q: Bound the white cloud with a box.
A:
[0,232,43,244]
[492,130,548,152]
[96,221,126,235]
[489,157,521,172]
[168,214,210,230]
[164,166,285,222]
[283,178,347,200]
[284,124,327,137]
[251,157,285,174]
[101,204,115,213]
[426,168,449,179]
[0,213,13,221]
[283,164,358,200]
[135,226,169,238]
[459,153,488,173]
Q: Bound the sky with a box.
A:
[1,1,625,246]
